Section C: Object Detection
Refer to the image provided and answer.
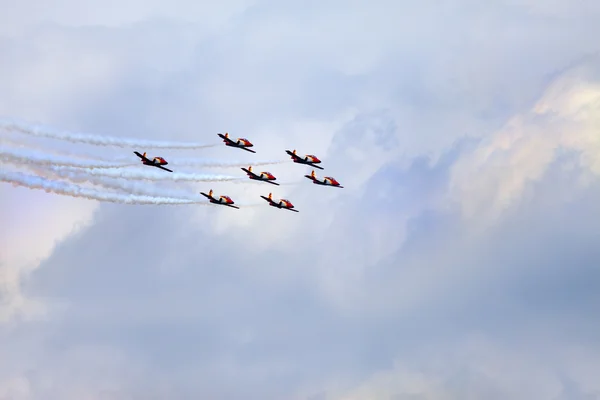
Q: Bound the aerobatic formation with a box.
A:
[0,121,345,212]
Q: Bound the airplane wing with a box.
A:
[321,183,344,188]
[309,180,343,188]
[155,165,173,172]
[285,208,299,212]
[200,192,213,200]
[217,133,234,144]
[133,151,150,162]
[264,180,280,186]
[309,163,324,170]
[225,204,240,209]
[285,150,299,160]
[239,147,256,153]
[241,168,257,177]
[260,195,271,202]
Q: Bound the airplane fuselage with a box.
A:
[305,176,343,188]
[286,150,323,169]
[200,191,239,208]
[242,168,279,185]
[143,158,167,166]
[134,151,173,172]
[219,133,256,153]
[260,195,298,212]
[304,171,343,188]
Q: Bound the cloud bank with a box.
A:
[2,0,600,399]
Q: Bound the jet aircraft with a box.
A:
[218,132,256,153]
[285,149,323,169]
[260,192,298,212]
[134,151,173,172]
[241,166,279,185]
[200,189,240,209]
[304,170,343,188]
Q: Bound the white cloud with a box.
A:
[449,57,600,224]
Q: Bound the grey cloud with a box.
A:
[17,141,600,399]
[2,0,600,399]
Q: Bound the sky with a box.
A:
[1,0,600,399]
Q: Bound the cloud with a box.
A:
[329,337,600,400]
[449,56,600,224]
[2,0,600,399]
[0,186,97,323]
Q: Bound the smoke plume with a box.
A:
[0,170,201,205]
[0,119,217,149]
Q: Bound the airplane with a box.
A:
[134,151,173,172]
[260,192,299,212]
[285,149,323,169]
[217,132,256,153]
[241,166,279,185]
[199,189,240,209]
[304,170,344,188]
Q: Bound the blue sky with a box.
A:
[1,1,600,399]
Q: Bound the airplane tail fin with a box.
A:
[248,166,252,172]
[311,170,315,178]
[268,193,272,200]
[208,189,213,197]
[224,132,229,138]
[292,149,296,154]
[142,152,146,158]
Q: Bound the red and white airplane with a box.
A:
[241,166,279,185]
[134,151,172,172]
[218,132,256,153]
[260,192,298,212]
[200,189,239,209]
[304,170,344,188]
[285,149,323,169]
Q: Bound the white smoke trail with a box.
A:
[40,167,201,200]
[48,166,245,183]
[2,135,289,169]
[1,147,137,169]
[73,154,290,168]
[94,178,198,199]
[0,170,202,205]
[26,167,262,207]
[0,118,217,149]
[1,137,134,162]
[88,176,260,207]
